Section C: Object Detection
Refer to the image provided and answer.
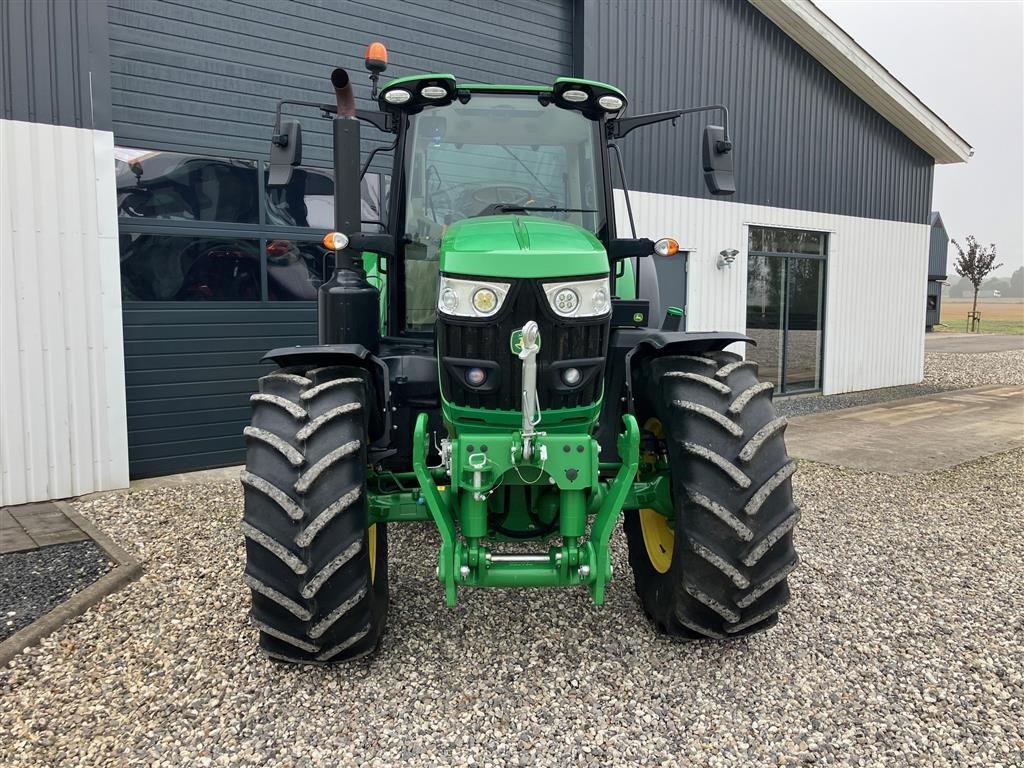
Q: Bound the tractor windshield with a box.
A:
[402,93,604,328]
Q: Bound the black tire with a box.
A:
[241,365,388,663]
[624,350,799,639]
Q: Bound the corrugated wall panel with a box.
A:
[1,120,128,505]
[121,303,317,477]
[107,0,573,164]
[617,190,928,395]
[583,0,934,225]
[0,0,112,130]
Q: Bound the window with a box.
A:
[120,234,261,301]
[116,146,388,302]
[746,226,827,393]
[115,148,258,224]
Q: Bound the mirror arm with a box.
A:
[608,104,731,143]
[273,99,397,134]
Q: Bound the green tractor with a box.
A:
[242,44,799,663]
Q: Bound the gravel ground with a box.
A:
[0,451,1021,766]
[0,542,112,641]
[924,349,1024,389]
[776,349,1024,418]
[1,351,1021,766]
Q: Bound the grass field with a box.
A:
[936,297,1024,334]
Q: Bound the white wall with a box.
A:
[1,120,129,505]
[617,190,930,395]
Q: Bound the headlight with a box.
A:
[542,277,612,318]
[437,276,511,318]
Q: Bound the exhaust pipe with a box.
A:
[330,68,357,119]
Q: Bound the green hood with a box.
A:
[439,216,608,279]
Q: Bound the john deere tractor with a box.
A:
[241,44,799,663]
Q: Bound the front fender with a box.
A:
[261,344,391,443]
[596,329,753,461]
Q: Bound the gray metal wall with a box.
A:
[1,0,112,130]
[107,0,573,164]
[578,0,935,225]
[928,212,949,278]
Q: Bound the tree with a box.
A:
[1009,267,1024,298]
[951,236,1002,330]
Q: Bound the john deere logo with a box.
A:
[633,311,645,323]
[510,329,541,354]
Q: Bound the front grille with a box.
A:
[438,278,609,411]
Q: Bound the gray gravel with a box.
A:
[1,351,1022,766]
[1,453,1021,766]
[924,349,1024,389]
[776,348,1024,418]
[0,542,112,641]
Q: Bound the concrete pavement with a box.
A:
[785,384,1024,473]
[925,333,1023,354]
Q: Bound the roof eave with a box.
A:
[750,0,972,164]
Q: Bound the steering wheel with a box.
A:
[469,184,533,207]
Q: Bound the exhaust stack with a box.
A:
[330,68,357,119]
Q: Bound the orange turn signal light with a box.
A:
[322,231,349,251]
[654,238,679,257]
[365,42,388,72]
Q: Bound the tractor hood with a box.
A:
[439,216,608,279]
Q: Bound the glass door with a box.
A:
[746,227,827,394]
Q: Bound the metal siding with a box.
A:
[121,303,317,477]
[106,0,573,165]
[1,120,128,505]
[616,190,929,395]
[1,0,112,130]
[584,0,934,225]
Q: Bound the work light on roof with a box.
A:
[421,85,448,100]
[561,89,589,103]
[384,88,412,104]
[598,94,624,111]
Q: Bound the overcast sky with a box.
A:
[816,0,1024,278]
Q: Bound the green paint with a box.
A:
[667,306,684,316]
[442,399,602,435]
[440,215,608,279]
[616,256,637,300]
[381,73,456,90]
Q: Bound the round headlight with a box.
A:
[421,85,448,100]
[383,88,412,105]
[439,287,459,313]
[472,288,498,315]
[561,367,582,386]
[465,368,487,387]
[597,95,624,111]
[592,287,609,314]
[553,288,580,316]
[561,89,589,103]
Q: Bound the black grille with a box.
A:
[438,278,609,411]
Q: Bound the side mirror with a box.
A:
[268,119,303,187]
[702,125,735,195]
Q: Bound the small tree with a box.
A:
[951,235,1002,330]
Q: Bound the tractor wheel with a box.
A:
[241,365,388,663]
[624,350,799,639]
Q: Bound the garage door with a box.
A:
[108,0,573,477]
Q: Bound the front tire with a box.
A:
[624,350,799,639]
[241,365,388,663]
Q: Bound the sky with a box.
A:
[816,0,1024,279]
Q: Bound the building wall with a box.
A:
[617,189,929,394]
[1,0,112,131]
[581,0,935,225]
[0,120,129,505]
